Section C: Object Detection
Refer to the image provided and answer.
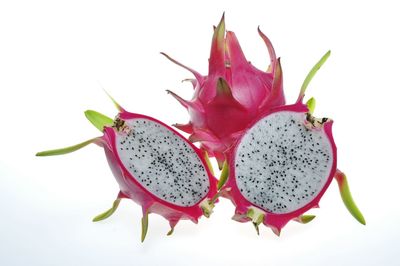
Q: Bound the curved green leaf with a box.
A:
[200,199,213,218]
[217,161,229,190]
[167,227,174,236]
[306,97,316,114]
[141,211,149,243]
[335,171,366,225]
[84,110,114,132]
[246,207,265,235]
[36,138,99,156]
[92,198,121,222]
[298,50,331,102]
[299,214,316,224]
[203,151,214,176]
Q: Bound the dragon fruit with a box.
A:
[218,51,365,235]
[163,14,285,167]
[36,97,218,242]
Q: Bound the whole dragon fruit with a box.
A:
[163,14,285,167]
[218,51,365,235]
[36,97,218,242]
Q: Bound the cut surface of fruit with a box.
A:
[235,111,334,214]
[114,117,210,207]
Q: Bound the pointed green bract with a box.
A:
[200,199,214,218]
[167,227,174,236]
[104,89,124,112]
[203,151,214,176]
[246,207,265,235]
[217,161,229,190]
[299,214,316,224]
[306,97,316,114]
[298,50,331,102]
[35,138,99,156]
[141,211,149,242]
[335,171,366,225]
[216,78,232,96]
[253,223,260,235]
[272,58,282,91]
[85,110,114,132]
[92,198,121,222]
[214,12,225,43]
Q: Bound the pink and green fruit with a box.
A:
[166,15,365,235]
[37,14,365,239]
[36,97,218,242]
[220,51,365,235]
[163,14,285,168]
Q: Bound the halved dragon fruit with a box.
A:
[218,51,365,235]
[163,14,285,168]
[36,97,218,241]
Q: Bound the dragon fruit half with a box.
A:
[218,51,365,235]
[163,14,285,167]
[36,97,218,241]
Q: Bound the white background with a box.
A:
[1,1,399,265]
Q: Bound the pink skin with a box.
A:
[164,15,285,166]
[100,110,218,228]
[222,102,337,234]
